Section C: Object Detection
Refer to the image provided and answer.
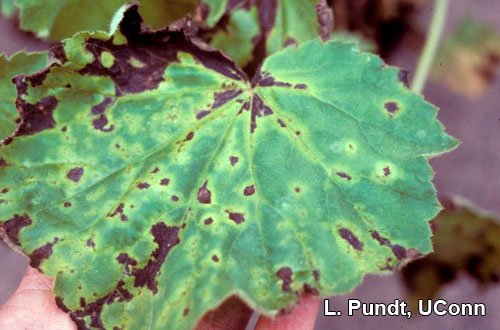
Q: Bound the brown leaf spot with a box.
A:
[138,182,150,189]
[226,210,245,224]
[197,181,211,204]
[212,255,219,262]
[133,223,180,293]
[339,228,364,251]
[336,172,352,181]
[230,156,239,166]
[160,178,170,186]
[171,195,179,202]
[383,166,391,176]
[277,267,293,292]
[151,167,159,174]
[313,270,320,282]
[384,102,399,117]
[86,239,95,248]
[204,217,213,225]
[244,185,255,196]
[29,242,54,268]
[64,202,72,207]
[196,110,211,119]
[66,167,84,182]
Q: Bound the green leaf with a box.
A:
[198,0,334,73]
[14,0,196,40]
[432,17,500,98]
[0,52,48,141]
[0,5,457,330]
[401,196,500,310]
[0,0,16,16]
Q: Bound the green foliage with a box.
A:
[0,52,47,141]
[402,196,500,310]
[198,0,334,71]
[0,5,457,330]
[11,0,196,40]
[432,17,500,98]
[0,0,15,16]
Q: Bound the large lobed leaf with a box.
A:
[9,0,196,40]
[0,5,457,330]
[197,0,334,74]
[0,52,47,141]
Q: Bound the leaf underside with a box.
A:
[0,5,457,330]
[402,196,500,310]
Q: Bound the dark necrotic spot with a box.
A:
[250,95,273,133]
[61,126,67,132]
[117,253,137,274]
[230,156,239,166]
[295,130,301,135]
[92,114,114,132]
[294,186,300,193]
[197,181,211,204]
[64,201,72,207]
[383,166,391,176]
[213,89,243,109]
[29,242,54,268]
[1,188,8,194]
[196,110,211,119]
[313,270,320,282]
[294,84,307,89]
[108,203,128,221]
[277,267,293,292]
[185,131,194,141]
[371,231,407,260]
[1,214,32,246]
[212,255,219,262]
[336,172,352,181]
[50,42,68,63]
[398,70,410,88]
[284,37,297,47]
[183,308,189,316]
[171,195,179,202]
[160,178,170,186]
[204,217,213,225]
[226,210,245,224]
[151,167,159,174]
[384,102,399,116]
[86,239,95,248]
[338,228,363,251]
[244,185,255,196]
[91,97,113,115]
[13,94,58,137]
[133,223,180,293]
[0,158,7,167]
[138,182,150,189]
[277,118,286,127]
[66,167,84,182]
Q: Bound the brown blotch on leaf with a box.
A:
[133,223,180,293]
[185,131,194,141]
[339,228,364,251]
[371,231,407,260]
[277,267,293,292]
[204,217,213,225]
[171,195,179,202]
[63,201,72,207]
[226,210,245,224]
[197,181,212,204]
[151,167,160,174]
[138,182,150,189]
[294,186,301,193]
[160,178,170,186]
[66,167,84,182]
[92,114,114,132]
[30,241,55,268]
[1,214,32,245]
[1,188,9,194]
[313,270,320,282]
[108,203,128,221]
[383,166,391,176]
[250,95,273,133]
[294,84,307,90]
[384,101,400,117]
[277,118,286,127]
[86,239,95,248]
[212,255,220,262]
[183,308,189,316]
[230,156,239,166]
[91,97,113,115]
[244,185,255,196]
[213,89,243,109]
[0,158,7,167]
[196,110,211,119]
[336,172,352,181]
[117,253,138,273]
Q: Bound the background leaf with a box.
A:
[0,5,457,330]
[401,196,500,310]
[11,0,197,40]
[0,52,47,141]
[198,0,334,76]
[431,17,500,99]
